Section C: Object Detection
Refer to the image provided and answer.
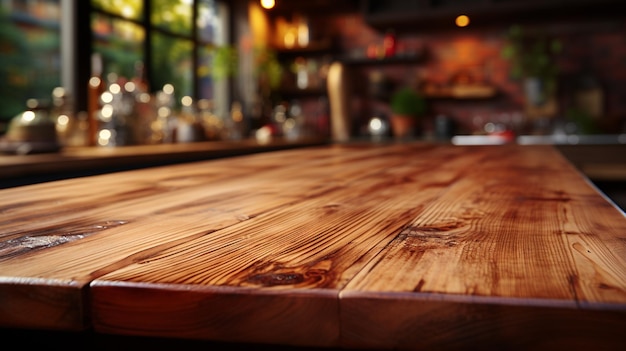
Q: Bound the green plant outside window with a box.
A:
[0,1,61,129]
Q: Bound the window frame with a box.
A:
[68,0,231,116]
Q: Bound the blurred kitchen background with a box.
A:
[2,0,626,142]
[0,0,625,207]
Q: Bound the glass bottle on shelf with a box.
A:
[383,29,397,58]
[173,96,205,143]
[87,53,105,146]
[154,83,176,144]
[198,99,223,141]
[295,57,308,89]
[295,14,310,48]
[50,87,84,147]
[224,101,245,140]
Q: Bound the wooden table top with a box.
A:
[0,142,625,349]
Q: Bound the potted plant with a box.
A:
[212,44,239,80]
[389,86,426,138]
[501,24,562,107]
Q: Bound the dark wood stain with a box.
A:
[116,186,174,199]
[413,278,426,292]
[519,196,572,202]
[567,273,581,305]
[516,190,572,203]
[247,272,306,286]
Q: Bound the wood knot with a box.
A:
[236,214,250,221]
[321,203,342,215]
[401,220,464,235]
[247,272,305,286]
[399,222,463,247]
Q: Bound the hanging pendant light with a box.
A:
[455,14,470,27]
[260,0,275,10]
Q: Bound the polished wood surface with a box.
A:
[0,142,625,349]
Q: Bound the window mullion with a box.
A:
[192,0,199,101]
[143,0,152,92]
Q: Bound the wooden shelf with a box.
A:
[340,54,424,66]
[267,0,359,17]
[274,87,327,98]
[423,85,498,100]
[273,40,335,57]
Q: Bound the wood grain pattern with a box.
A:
[1,142,625,349]
[340,145,626,349]
[0,143,435,331]
[90,144,478,346]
